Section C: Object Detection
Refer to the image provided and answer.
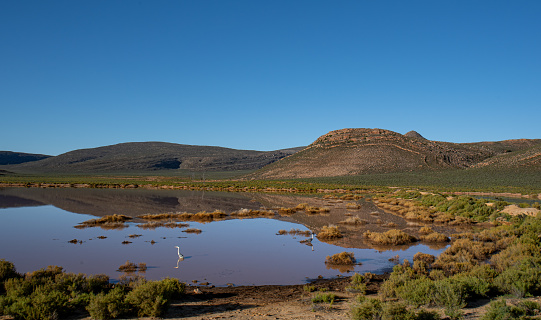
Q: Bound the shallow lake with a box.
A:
[0,187,445,286]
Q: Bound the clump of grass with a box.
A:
[128,234,142,238]
[137,221,189,230]
[304,285,316,292]
[325,252,356,265]
[419,226,434,234]
[317,225,343,240]
[231,208,275,218]
[139,210,227,223]
[363,229,416,245]
[80,214,132,227]
[339,216,368,226]
[420,232,450,243]
[311,292,336,305]
[346,202,361,210]
[278,207,297,215]
[294,203,330,214]
[68,239,82,244]
[347,273,368,294]
[276,228,312,237]
[382,222,398,228]
[118,261,147,274]
[183,228,202,234]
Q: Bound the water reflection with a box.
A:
[0,187,449,285]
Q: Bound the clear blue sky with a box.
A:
[1,1,540,156]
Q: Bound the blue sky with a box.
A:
[1,1,540,156]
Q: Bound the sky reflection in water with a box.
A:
[0,188,445,286]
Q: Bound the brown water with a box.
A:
[0,187,446,286]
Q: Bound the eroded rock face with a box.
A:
[250,128,540,179]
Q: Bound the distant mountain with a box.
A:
[2,142,304,174]
[249,128,541,179]
[0,151,51,165]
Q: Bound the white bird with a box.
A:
[174,246,184,259]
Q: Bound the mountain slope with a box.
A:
[249,128,541,179]
[0,151,51,165]
[4,142,303,174]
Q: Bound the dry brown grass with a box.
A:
[138,210,227,223]
[325,252,356,265]
[418,226,434,235]
[183,228,202,234]
[339,216,368,226]
[363,229,416,245]
[317,225,343,240]
[77,214,132,229]
[118,260,146,273]
[277,228,312,237]
[346,202,361,210]
[231,209,275,218]
[118,260,138,273]
[137,221,189,230]
[277,207,297,215]
[420,232,450,243]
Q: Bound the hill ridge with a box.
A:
[249,128,541,179]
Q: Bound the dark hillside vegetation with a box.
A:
[0,142,303,174]
[0,151,51,165]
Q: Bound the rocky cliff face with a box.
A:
[249,128,540,179]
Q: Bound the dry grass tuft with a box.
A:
[346,202,361,210]
[77,214,132,229]
[418,226,434,235]
[317,225,343,240]
[325,252,356,265]
[137,221,189,230]
[183,228,202,234]
[363,229,416,245]
[118,260,147,273]
[277,228,312,237]
[339,216,368,226]
[420,232,450,243]
[231,208,275,218]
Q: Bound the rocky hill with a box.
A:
[2,142,303,174]
[249,128,541,179]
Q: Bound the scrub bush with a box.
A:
[125,278,185,317]
[363,229,416,245]
[86,287,128,320]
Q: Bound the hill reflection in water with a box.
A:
[0,187,447,286]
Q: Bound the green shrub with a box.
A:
[347,273,367,294]
[494,257,541,297]
[125,278,185,317]
[351,296,382,320]
[86,287,128,320]
[311,292,336,305]
[396,277,435,307]
[481,299,524,320]
[5,286,70,320]
[0,259,20,286]
[433,279,466,320]
[380,264,417,298]
[381,302,417,320]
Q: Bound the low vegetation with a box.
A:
[325,252,356,265]
[363,229,416,245]
[317,225,343,240]
[0,261,185,320]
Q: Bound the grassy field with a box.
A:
[0,167,539,195]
